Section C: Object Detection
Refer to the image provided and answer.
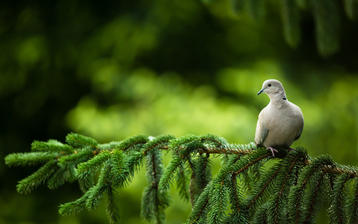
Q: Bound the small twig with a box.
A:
[234,153,269,175]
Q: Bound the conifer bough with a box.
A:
[5,133,358,223]
[228,0,358,56]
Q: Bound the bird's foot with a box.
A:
[267,147,278,157]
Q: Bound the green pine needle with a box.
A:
[85,161,111,210]
[109,150,124,185]
[186,183,211,224]
[348,178,358,223]
[47,167,67,189]
[252,202,268,224]
[189,154,211,204]
[141,147,166,224]
[177,163,190,201]
[112,150,144,188]
[65,133,98,148]
[106,187,120,224]
[59,192,89,215]
[5,152,59,167]
[287,154,334,222]
[31,139,73,152]
[114,135,148,151]
[297,171,326,224]
[207,183,229,224]
[58,147,93,166]
[265,149,307,223]
[329,173,351,224]
[76,151,111,179]
[16,160,57,194]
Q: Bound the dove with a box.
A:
[255,79,304,157]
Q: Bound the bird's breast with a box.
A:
[262,108,302,147]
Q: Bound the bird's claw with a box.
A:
[267,147,278,157]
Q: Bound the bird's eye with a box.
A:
[268,84,271,87]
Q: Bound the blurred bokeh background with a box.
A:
[1,0,358,223]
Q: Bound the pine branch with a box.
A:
[108,135,148,151]
[207,182,228,224]
[159,136,208,206]
[225,173,248,224]
[191,150,269,223]
[287,155,335,222]
[189,153,211,204]
[65,133,98,148]
[141,148,165,223]
[5,152,59,167]
[312,0,340,56]
[344,0,358,20]
[215,149,269,183]
[229,173,241,213]
[141,135,174,223]
[16,160,58,194]
[186,183,211,224]
[245,162,281,211]
[329,173,351,224]
[85,160,111,210]
[59,193,89,215]
[109,149,124,187]
[203,0,356,56]
[31,139,73,153]
[107,187,120,224]
[76,151,111,180]
[6,133,358,224]
[177,163,190,201]
[348,178,358,224]
[298,171,326,224]
[252,202,269,224]
[266,149,307,223]
[57,147,94,167]
[78,170,95,192]
[267,155,305,224]
[48,166,76,190]
[280,0,301,47]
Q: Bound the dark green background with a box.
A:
[1,0,358,223]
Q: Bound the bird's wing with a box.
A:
[294,127,302,140]
[255,115,269,146]
[294,114,304,141]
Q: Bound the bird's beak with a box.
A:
[257,88,264,95]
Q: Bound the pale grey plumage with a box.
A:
[255,79,304,149]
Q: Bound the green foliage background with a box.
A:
[1,0,358,223]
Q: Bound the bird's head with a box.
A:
[257,79,286,100]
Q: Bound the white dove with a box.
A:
[255,79,304,156]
